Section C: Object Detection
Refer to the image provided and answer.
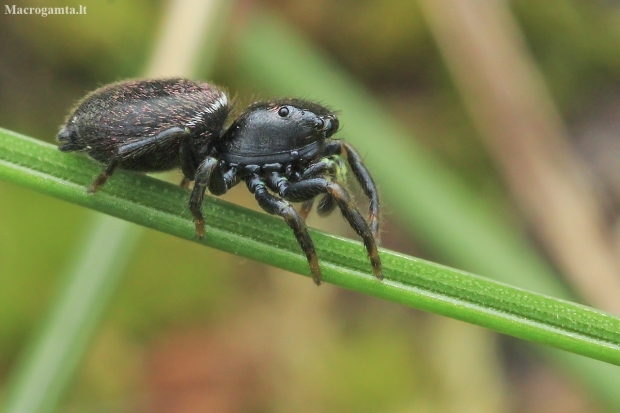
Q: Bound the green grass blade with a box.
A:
[2,129,620,368]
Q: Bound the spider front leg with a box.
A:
[269,173,383,280]
[326,141,380,240]
[247,174,322,285]
[297,156,343,219]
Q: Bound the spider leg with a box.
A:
[180,176,191,188]
[118,127,188,159]
[189,156,219,238]
[298,199,314,220]
[89,127,190,193]
[325,141,380,240]
[88,160,118,193]
[298,156,343,219]
[247,174,322,285]
[299,195,336,220]
[317,194,336,216]
[300,157,339,179]
[208,163,239,196]
[116,126,195,189]
[269,173,383,280]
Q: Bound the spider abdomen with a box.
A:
[58,78,229,172]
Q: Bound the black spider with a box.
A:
[57,78,382,285]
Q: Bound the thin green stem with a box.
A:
[2,128,620,366]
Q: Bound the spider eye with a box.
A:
[278,106,290,117]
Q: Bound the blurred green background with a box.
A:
[3,0,620,412]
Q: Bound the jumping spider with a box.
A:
[58,78,382,285]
